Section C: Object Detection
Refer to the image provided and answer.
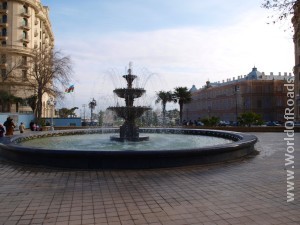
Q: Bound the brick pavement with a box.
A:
[0,132,299,225]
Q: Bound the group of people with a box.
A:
[0,117,25,137]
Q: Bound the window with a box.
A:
[23,31,27,39]
[1,69,6,79]
[23,5,28,13]
[22,18,28,26]
[22,56,27,65]
[1,54,6,64]
[2,15,7,23]
[2,28,7,36]
[257,100,262,108]
[22,70,27,80]
[2,2,7,10]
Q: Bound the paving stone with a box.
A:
[0,132,299,225]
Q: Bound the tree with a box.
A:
[173,87,192,124]
[201,116,220,127]
[25,47,73,123]
[1,55,24,81]
[98,110,105,127]
[25,95,37,113]
[155,91,174,126]
[238,112,263,127]
[262,0,297,26]
[0,91,24,112]
[58,107,78,118]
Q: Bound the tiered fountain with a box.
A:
[0,64,258,169]
[108,63,151,141]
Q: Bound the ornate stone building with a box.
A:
[292,0,300,121]
[183,67,293,123]
[0,0,54,116]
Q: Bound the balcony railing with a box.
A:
[0,21,8,27]
[0,34,7,40]
[21,11,31,18]
[21,25,30,30]
[21,37,30,43]
[0,8,8,14]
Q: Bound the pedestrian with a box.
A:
[19,122,25,133]
[0,123,5,137]
[3,116,15,136]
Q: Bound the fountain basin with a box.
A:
[0,128,257,169]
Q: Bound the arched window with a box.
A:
[2,15,7,23]
[22,18,28,26]
[23,5,28,13]
[23,31,27,39]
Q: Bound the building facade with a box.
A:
[183,67,293,123]
[292,0,300,121]
[0,0,54,116]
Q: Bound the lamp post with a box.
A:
[47,97,56,131]
[234,85,240,124]
[82,104,86,125]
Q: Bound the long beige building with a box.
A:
[0,0,54,116]
[184,67,293,123]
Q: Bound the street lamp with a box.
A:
[47,97,56,131]
[82,104,86,125]
[234,85,240,124]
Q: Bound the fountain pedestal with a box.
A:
[108,64,151,142]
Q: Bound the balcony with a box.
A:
[0,63,7,68]
[0,8,8,14]
[0,35,7,40]
[21,37,30,43]
[0,21,7,27]
[21,25,30,31]
[21,12,31,18]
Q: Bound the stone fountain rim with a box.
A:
[0,128,258,169]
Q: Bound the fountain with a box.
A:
[0,64,258,169]
[108,63,151,141]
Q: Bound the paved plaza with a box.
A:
[0,132,299,225]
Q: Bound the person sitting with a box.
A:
[19,122,25,133]
[0,124,5,137]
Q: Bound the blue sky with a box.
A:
[41,0,294,113]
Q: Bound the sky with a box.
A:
[41,0,294,115]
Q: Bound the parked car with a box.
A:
[266,121,280,126]
[195,121,204,126]
[294,121,300,126]
[218,121,230,126]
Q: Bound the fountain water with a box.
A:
[108,63,151,141]
[0,63,258,169]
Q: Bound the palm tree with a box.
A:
[0,91,24,112]
[173,87,192,124]
[155,91,174,126]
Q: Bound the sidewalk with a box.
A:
[0,132,299,225]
